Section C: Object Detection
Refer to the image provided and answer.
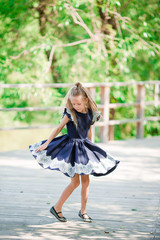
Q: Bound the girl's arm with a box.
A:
[35,115,70,152]
[88,125,92,141]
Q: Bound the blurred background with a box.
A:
[0,0,160,151]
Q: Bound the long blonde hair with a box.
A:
[65,82,99,126]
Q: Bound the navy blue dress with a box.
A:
[29,108,120,177]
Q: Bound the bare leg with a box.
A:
[81,175,89,214]
[54,174,80,217]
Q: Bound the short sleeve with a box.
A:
[62,108,73,121]
[91,111,101,125]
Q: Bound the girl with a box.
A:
[29,82,119,223]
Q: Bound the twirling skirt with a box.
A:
[29,134,120,178]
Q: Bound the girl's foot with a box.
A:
[78,210,92,223]
[50,206,67,222]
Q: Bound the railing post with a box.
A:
[100,86,110,143]
[136,84,145,138]
[154,84,159,107]
[88,87,96,142]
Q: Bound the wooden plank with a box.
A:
[145,116,160,121]
[0,137,159,239]
[0,106,63,112]
[0,83,74,88]
[145,101,160,106]
[0,80,160,89]
[136,84,145,138]
[87,87,96,100]
[100,86,110,143]
[107,80,160,87]
[0,81,160,142]
[88,87,96,142]
[154,84,159,107]
[0,124,57,131]
[0,116,158,131]
[1,102,148,111]
[109,118,141,125]
[109,102,140,108]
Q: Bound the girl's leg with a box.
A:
[81,175,90,214]
[54,174,80,217]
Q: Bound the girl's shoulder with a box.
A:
[63,108,73,121]
[90,110,101,125]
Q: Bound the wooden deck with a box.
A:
[0,137,160,240]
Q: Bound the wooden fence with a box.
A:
[0,81,160,143]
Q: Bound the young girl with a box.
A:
[29,82,119,223]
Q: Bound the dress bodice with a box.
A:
[29,107,119,178]
[64,108,93,139]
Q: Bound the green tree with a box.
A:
[0,0,159,139]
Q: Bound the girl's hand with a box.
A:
[35,114,70,153]
[35,142,48,153]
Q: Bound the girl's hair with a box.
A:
[65,82,99,126]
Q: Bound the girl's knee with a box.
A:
[71,175,80,189]
[71,180,80,189]
[81,175,90,188]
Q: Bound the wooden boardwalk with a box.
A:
[0,137,160,240]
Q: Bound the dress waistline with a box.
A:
[68,136,88,142]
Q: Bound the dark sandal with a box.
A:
[78,210,92,222]
[50,206,67,222]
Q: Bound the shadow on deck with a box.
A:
[0,136,160,240]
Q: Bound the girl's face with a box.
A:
[70,95,88,113]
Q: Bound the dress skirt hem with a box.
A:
[29,134,120,178]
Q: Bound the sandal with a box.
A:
[78,210,92,223]
[50,206,67,222]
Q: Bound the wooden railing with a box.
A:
[0,81,160,143]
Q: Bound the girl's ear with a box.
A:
[85,98,89,110]
[85,97,89,104]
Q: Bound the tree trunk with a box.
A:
[97,0,118,139]
[38,0,48,36]
[37,0,60,82]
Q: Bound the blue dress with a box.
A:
[29,108,120,177]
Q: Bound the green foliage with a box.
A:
[0,0,159,139]
[145,121,160,137]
